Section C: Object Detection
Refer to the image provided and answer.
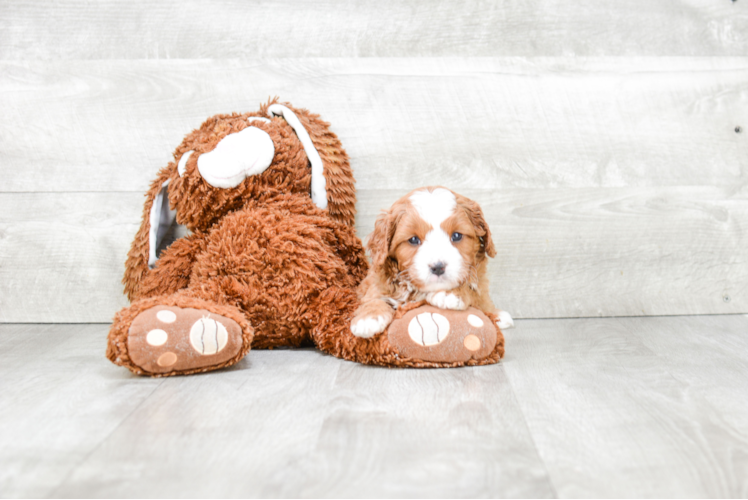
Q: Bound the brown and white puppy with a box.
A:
[351,186,514,338]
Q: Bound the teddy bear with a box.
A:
[106,99,504,376]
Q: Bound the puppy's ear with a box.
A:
[367,207,402,276]
[456,193,496,258]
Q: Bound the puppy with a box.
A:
[351,186,514,338]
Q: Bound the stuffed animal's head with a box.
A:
[124,99,356,300]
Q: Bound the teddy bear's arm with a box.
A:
[132,232,206,301]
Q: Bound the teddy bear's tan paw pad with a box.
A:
[388,306,497,363]
[127,306,243,374]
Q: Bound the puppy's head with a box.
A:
[368,187,496,292]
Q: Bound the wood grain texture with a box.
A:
[0,193,139,323]
[0,323,552,498]
[3,317,748,497]
[1,187,745,322]
[357,187,748,319]
[260,363,554,498]
[0,0,746,59]
[504,315,748,497]
[50,348,348,498]
[52,356,553,498]
[1,58,746,193]
[0,324,164,498]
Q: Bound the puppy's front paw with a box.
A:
[351,315,391,338]
[427,291,467,310]
[496,310,515,330]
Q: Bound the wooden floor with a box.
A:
[2,315,747,498]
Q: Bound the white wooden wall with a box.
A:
[1,1,746,322]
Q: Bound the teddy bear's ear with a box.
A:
[266,103,357,227]
[123,167,177,301]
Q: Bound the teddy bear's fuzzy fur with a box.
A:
[106,99,503,376]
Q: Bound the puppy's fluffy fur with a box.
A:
[351,186,513,338]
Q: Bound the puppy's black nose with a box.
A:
[429,262,446,276]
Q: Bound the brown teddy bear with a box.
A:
[106,99,504,376]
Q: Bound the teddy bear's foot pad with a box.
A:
[127,305,244,374]
[387,306,497,363]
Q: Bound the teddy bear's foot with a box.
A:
[387,304,500,364]
[312,288,503,368]
[126,305,246,375]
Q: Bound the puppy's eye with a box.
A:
[451,232,463,243]
[408,236,421,245]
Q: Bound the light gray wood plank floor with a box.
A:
[2,315,747,498]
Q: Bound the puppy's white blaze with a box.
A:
[409,188,456,229]
[409,188,463,291]
[197,126,275,188]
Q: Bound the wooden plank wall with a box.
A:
[0,1,746,322]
